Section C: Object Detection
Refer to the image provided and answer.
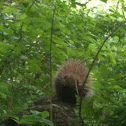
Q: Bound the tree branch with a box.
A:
[27,0,37,13]
[79,19,126,126]
[50,6,56,121]
[83,19,126,87]
[18,0,37,42]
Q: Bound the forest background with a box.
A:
[0,0,126,126]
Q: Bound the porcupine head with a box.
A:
[55,61,92,105]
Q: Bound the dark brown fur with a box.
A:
[55,61,91,105]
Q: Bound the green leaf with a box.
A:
[100,0,107,3]
[53,46,66,62]
[43,0,50,3]
[0,24,3,31]
[0,82,9,99]
[0,92,6,99]
[4,28,14,35]
[119,0,124,4]
[10,117,20,124]
[0,82,8,91]
[0,42,13,54]
[71,0,76,8]
[16,13,27,20]
[39,118,54,126]
[40,111,49,118]
[69,40,74,44]
[30,110,40,116]
[2,6,18,13]
[54,37,68,47]
[107,52,116,66]
[85,36,96,43]
[19,115,36,124]
[67,48,76,57]
[28,59,41,73]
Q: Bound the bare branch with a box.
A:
[49,6,56,121]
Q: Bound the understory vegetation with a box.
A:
[0,0,126,126]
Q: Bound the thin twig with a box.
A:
[18,22,24,42]
[50,6,56,121]
[116,1,119,22]
[79,19,126,126]
[122,11,126,20]
[8,64,14,117]
[116,1,119,11]
[80,58,89,64]
[18,0,37,42]
[75,80,79,95]
[79,97,85,126]
[121,2,126,20]
[27,0,37,13]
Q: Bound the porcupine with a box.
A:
[55,61,91,105]
[2,61,91,126]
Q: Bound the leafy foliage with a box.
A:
[13,111,54,126]
[0,0,126,126]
